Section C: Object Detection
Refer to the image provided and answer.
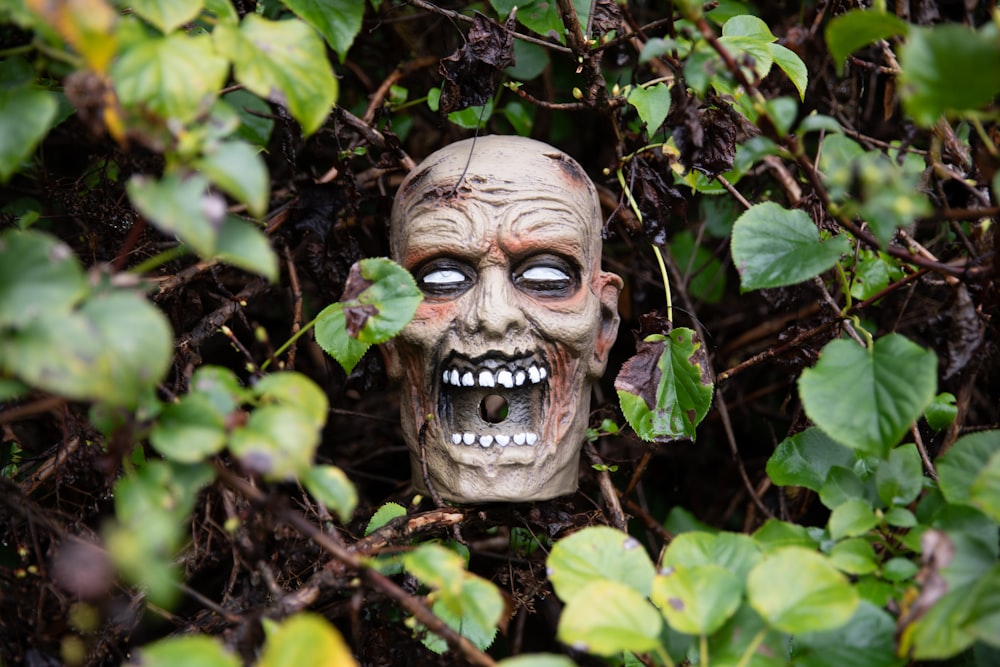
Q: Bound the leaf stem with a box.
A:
[127,246,189,275]
[616,167,673,321]
[263,314,319,371]
[653,644,676,667]
[700,634,709,667]
[734,628,768,667]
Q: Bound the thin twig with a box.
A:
[583,441,627,530]
[911,424,938,482]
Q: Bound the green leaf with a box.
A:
[767,427,856,492]
[214,15,338,135]
[1,290,173,407]
[423,576,503,653]
[215,216,279,282]
[828,538,878,575]
[365,502,407,535]
[752,519,818,553]
[722,15,775,41]
[798,335,938,458]
[128,0,204,33]
[661,531,761,582]
[769,43,808,100]
[881,557,918,582]
[133,634,240,667]
[0,86,59,182]
[315,258,422,373]
[900,23,1000,127]
[938,432,999,507]
[403,543,466,598]
[964,564,1000,649]
[507,39,549,81]
[615,328,714,443]
[229,405,320,480]
[925,392,958,431]
[302,464,357,522]
[825,9,909,75]
[900,583,977,660]
[259,613,358,667]
[497,656,577,667]
[253,372,329,430]
[706,602,787,667]
[281,0,363,61]
[190,365,249,416]
[557,580,664,656]
[127,173,219,257]
[0,230,88,328]
[792,601,904,667]
[652,564,743,635]
[112,33,228,123]
[547,526,655,603]
[884,507,917,528]
[492,0,592,45]
[747,546,858,634]
[627,82,671,134]
[501,100,533,136]
[828,499,879,540]
[970,452,1000,524]
[731,202,851,291]
[819,466,874,510]
[194,141,269,218]
[223,89,275,146]
[876,443,923,506]
[150,393,228,463]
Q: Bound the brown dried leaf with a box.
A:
[439,13,515,115]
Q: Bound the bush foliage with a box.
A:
[1,1,999,666]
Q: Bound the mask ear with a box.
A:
[591,270,623,375]
[380,340,403,380]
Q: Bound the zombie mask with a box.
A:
[383,135,622,503]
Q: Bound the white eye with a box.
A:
[521,266,570,282]
[422,268,467,285]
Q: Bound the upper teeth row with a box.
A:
[450,432,538,447]
[441,365,547,388]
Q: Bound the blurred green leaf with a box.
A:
[0,85,59,182]
[925,392,958,431]
[0,230,88,328]
[652,564,742,635]
[127,173,219,257]
[876,443,923,507]
[661,531,761,581]
[627,82,671,134]
[253,372,329,429]
[128,0,204,33]
[302,465,357,522]
[259,613,358,667]
[281,0,363,61]
[215,216,279,282]
[767,427,856,492]
[130,635,239,667]
[829,499,879,540]
[194,140,269,218]
[825,9,908,75]
[828,538,878,575]
[546,526,655,603]
[557,580,663,656]
[150,393,228,463]
[214,15,337,135]
[423,577,503,653]
[229,405,320,480]
[792,601,905,667]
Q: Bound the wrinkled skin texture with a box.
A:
[383,136,622,502]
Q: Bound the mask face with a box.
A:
[384,135,622,503]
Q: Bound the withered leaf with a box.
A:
[631,157,688,246]
[344,303,378,338]
[673,104,739,177]
[590,0,623,39]
[439,13,515,115]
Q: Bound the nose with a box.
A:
[467,266,526,338]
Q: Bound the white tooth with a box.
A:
[452,433,462,445]
[463,433,475,445]
[539,367,547,380]
[513,432,526,445]
[462,372,475,387]
[497,370,514,388]
[479,435,493,448]
[528,366,541,383]
[450,369,460,385]
[514,370,526,386]
[495,434,510,446]
[526,432,538,445]
[478,370,495,387]
[443,370,451,384]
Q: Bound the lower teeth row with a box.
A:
[450,432,538,448]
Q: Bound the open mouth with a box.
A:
[438,352,548,450]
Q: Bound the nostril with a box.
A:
[480,395,509,423]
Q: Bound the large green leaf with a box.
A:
[253,372,329,429]
[792,601,905,667]
[964,564,1000,649]
[900,23,1000,127]
[661,531,761,582]
[766,427,856,492]
[194,140,269,218]
[214,15,337,135]
[731,202,850,291]
[557,580,663,656]
[652,564,743,635]
[111,33,227,123]
[825,9,909,75]
[546,526,655,602]
[0,86,59,182]
[127,173,219,257]
[490,0,592,45]
[615,328,714,443]
[798,335,937,458]
[127,0,204,33]
[0,230,88,327]
[706,603,787,667]
[1,290,173,407]
[281,0,364,61]
[132,635,239,667]
[747,546,858,634]
[938,431,1000,522]
[259,613,358,667]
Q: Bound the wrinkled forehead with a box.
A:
[390,136,602,259]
